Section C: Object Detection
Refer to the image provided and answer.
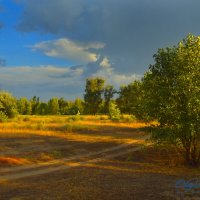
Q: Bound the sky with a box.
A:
[0,0,200,100]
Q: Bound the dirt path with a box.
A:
[0,135,150,182]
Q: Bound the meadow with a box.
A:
[0,115,199,200]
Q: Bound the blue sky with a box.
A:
[0,0,200,100]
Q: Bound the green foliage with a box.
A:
[0,111,8,122]
[30,96,40,115]
[0,91,18,118]
[104,85,116,114]
[37,102,48,115]
[84,77,105,114]
[74,98,84,114]
[58,97,69,115]
[58,98,85,115]
[141,34,200,166]
[47,98,59,115]
[108,101,121,120]
[67,111,83,122]
[17,97,32,115]
[117,81,143,115]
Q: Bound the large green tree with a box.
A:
[141,34,200,165]
[84,77,105,114]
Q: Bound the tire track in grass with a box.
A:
[0,136,150,182]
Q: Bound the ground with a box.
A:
[0,115,199,200]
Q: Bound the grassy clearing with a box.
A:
[0,115,148,165]
[0,115,199,200]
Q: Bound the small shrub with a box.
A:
[35,121,46,130]
[23,116,30,122]
[108,101,121,120]
[67,111,83,122]
[62,124,73,132]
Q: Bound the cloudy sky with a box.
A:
[0,0,200,100]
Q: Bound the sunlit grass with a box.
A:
[0,115,150,143]
[0,115,150,164]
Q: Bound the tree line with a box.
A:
[0,75,143,117]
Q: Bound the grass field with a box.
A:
[0,115,199,200]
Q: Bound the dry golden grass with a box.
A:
[0,115,149,144]
[0,115,199,200]
[0,115,149,165]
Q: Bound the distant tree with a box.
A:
[116,80,142,114]
[84,77,105,114]
[37,102,48,115]
[30,96,40,115]
[104,85,115,113]
[74,98,84,114]
[141,34,200,166]
[0,91,18,118]
[47,98,59,115]
[64,101,74,115]
[17,97,32,115]
[58,97,68,115]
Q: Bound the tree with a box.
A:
[116,81,143,115]
[37,102,48,115]
[0,91,18,118]
[17,97,32,115]
[30,96,40,115]
[84,77,105,114]
[104,85,115,114]
[47,98,59,115]
[141,34,200,166]
[58,97,68,115]
[74,98,84,114]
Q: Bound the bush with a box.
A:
[0,91,18,118]
[67,111,83,122]
[23,116,30,122]
[0,111,8,122]
[108,101,121,120]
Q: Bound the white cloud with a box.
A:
[100,57,111,68]
[30,38,106,64]
[91,58,142,88]
[0,64,141,100]
[0,65,84,100]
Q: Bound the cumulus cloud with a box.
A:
[90,57,142,88]
[30,38,105,64]
[0,63,141,100]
